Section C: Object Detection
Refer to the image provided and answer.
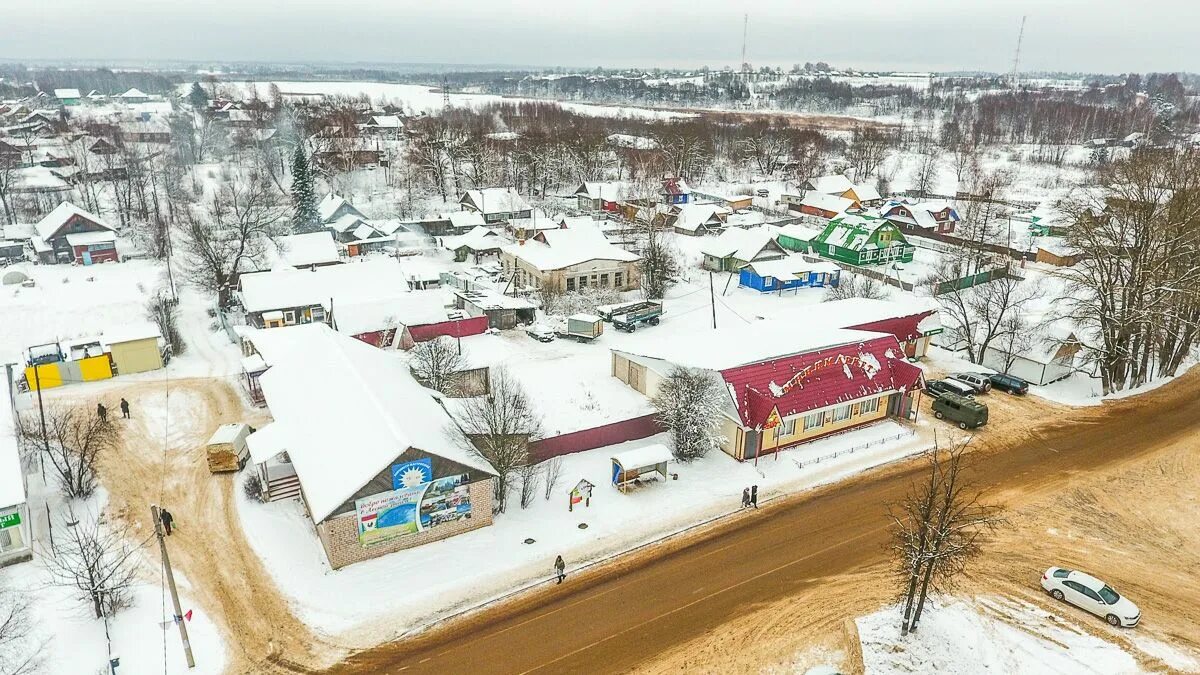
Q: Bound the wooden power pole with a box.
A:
[151,505,195,669]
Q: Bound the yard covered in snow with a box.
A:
[237,422,928,637]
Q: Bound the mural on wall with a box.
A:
[355,473,473,546]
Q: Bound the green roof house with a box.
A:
[811,215,914,266]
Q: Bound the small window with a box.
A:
[615,272,623,287]
[803,411,824,431]
[579,276,588,289]
[600,273,609,286]
[283,310,295,325]
[312,306,326,322]
[832,405,852,422]
[860,397,880,414]
[780,417,796,436]
[567,278,576,291]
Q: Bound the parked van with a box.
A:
[206,423,252,472]
[932,393,989,430]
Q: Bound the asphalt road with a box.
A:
[330,370,1200,675]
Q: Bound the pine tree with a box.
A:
[187,82,207,109]
[290,146,320,233]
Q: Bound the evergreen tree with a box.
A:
[187,82,207,109]
[290,146,320,233]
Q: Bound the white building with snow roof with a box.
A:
[500,224,641,293]
[242,324,497,569]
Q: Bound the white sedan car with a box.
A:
[1041,567,1140,627]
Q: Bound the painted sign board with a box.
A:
[0,511,21,529]
[391,458,433,490]
[356,473,472,547]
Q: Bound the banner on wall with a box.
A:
[355,473,472,547]
[391,458,433,489]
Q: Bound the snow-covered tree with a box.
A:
[824,274,887,302]
[653,367,726,462]
[187,82,207,110]
[639,222,681,300]
[409,336,467,395]
[42,511,140,620]
[290,146,320,233]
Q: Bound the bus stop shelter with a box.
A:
[611,444,673,493]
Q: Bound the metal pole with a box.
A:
[709,271,717,329]
[151,505,195,668]
[33,361,50,459]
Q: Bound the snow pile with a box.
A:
[856,596,1140,675]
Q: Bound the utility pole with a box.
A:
[708,271,717,329]
[151,504,195,669]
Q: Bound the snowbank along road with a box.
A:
[330,368,1200,674]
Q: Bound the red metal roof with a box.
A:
[719,334,923,428]
[406,316,489,342]
[845,312,933,343]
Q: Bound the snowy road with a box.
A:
[330,367,1200,674]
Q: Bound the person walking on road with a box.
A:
[741,487,751,508]
[120,398,130,419]
[160,508,174,536]
[554,555,566,584]
[96,402,108,422]
[750,485,759,509]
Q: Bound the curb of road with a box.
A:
[390,432,929,644]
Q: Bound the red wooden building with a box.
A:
[32,202,118,265]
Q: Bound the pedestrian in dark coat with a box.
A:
[160,508,174,536]
[741,487,750,508]
[750,485,759,508]
[96,402,107,422]
[119,398,130,419]
[554,555,566,584]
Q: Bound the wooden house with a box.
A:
[738,257,841,293]
[459,188,533,224]
[811,215,914,266]
[574,181,627,213]
[698,227,786,272]
[881,200,960,234]
[32,202,118,265]
[500,224,641,293]
[661,177,692,205]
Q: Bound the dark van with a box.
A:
[932,392,989,429]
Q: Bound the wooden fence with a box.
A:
[528,413,663,463]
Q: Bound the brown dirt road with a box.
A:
[331,370,1200,675]
[55,377,338,674]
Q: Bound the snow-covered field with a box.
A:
[188,80,695,120]
[238,422,928,638]
[854,596,1142,674]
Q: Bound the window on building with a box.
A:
[579,276,588,289]
[283,310,295,325]
[780,417,796,436]
[567,278,575,291]
[615,272,623,287]
[860,397,880,415]
[600,273,609,287]
[312,306,326,323]
[832,405,852,422]
[803,411,824,431]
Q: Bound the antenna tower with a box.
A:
[741,14,749,72]
[442,75,451,112]
[1010,16,1027,90]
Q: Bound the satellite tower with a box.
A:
[1010,16,1027,90]
[442,75,451,112]
[741,13,750,73]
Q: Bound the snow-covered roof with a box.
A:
[743,256,840,281]
[503,224,639,271]
[798,191,856,215]
[807,174,856,195]
[0,406,24,509]
[850,183,882,202]
[506,210,562,232]
[460,188,532,216]
[575,181,628,202]
[64,230,116,246]
[327,212,368,234]
[611,444,673,470]
[442,210,486,230]
[777,223,823,242]
[273,232,341,269]
[453,288,536,311]
[699,226,779,261]
[773,297,940,334]
[237,258,410,313]
[882,200,960,229]
[250,324,496,522]
[618,325,886,371]
[333,290,453,335]
[816,214,889,250]
[441,226,501,252]
[54,88,81,99]
[35,201,114,241]
[98,321,161,345]
[367,115,403,128]
[670,203,729,233]
[317,193,363,224]
[118,87,148,99]
[246,420,288,464]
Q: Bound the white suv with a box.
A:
[1041,567,1140,627]
[948,372,992,394]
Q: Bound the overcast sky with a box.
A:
[2,0,1195,74]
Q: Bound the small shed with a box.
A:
[611,444,673,493]
[739,258,841,293]
[206,423,252,473]
[105,323,164,375]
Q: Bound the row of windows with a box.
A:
[566,271,623,292]
[781,396,885,436]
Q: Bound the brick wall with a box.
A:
[317,478,495,570]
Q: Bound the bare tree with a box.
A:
[409,336,467,395]
[146,290,185,356]
[456,368,543,514]
[911,152,940,198]
[542,456,563,500]
[0,586,39,675]
[889,438,1000,635]
[824,274,887,301]
[17,406,118,500]
[653,367,726,462]
[846,126,892,180]
[0,161,17,225]
[639,222,681,300]
[42,512,142,620]
[178,175,289,308]
[517,463,540,509]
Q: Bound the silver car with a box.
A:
[948,372,992,394]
